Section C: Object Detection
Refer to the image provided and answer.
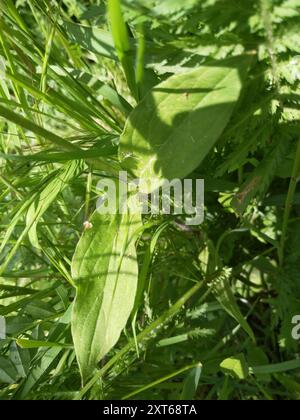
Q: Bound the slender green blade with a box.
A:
[0,104,78,151]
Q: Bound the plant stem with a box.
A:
[84,168,92,221]
[278,138,300,266]
[135,25,145,101]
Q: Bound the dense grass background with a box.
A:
[0,0,300,400]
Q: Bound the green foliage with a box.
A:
[0,0,299,401]
[72,207,142,383]
[220,354,249,380]
[120,55,251,192]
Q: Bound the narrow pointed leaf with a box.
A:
[212,269,255,342]
[180,363,202,400]
[0,104,78,151]
[26,161,82,249]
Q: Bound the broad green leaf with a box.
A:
[72,206,142,383]
[120,55,252,192]
[220,354,249,380]
[212,268,255,342]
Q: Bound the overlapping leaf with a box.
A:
[120,55,252,192]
